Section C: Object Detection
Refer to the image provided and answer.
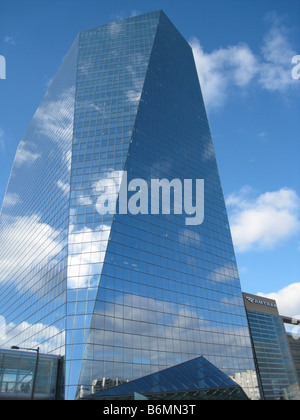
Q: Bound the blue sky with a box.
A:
[0,0,299,317]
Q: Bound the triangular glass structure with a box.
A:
[85,356,249,400]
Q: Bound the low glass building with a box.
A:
[0,349,62,400]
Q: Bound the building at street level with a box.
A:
[230,369,260,400]
[0,11,257,400]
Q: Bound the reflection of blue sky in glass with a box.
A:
[0,35,79,359]
[0,11,257,400]
[0,7,298,398]
[64,13,161,399]
[69,11,255,400]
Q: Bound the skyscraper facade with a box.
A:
[0,11,256,400]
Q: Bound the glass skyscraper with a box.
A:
[0,11,256,400]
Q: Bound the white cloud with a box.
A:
[126,53,148,104]
[258,283,300,318]
[66,169,125,289]
[14,140,41,167]
[0,214,64,290]
[57,179,70,196]
[111,10,140,21]
[1,192,21,208]
[190,15,297,109]
[90,293,253,379]
[4,36,15,46]
[226,187,300,252]
[191,38,258,108]
[67,224,111,289]
[1,88,74,174]
[126,89,142,103]
[179,228,202,246]
[77,195,93,206]
[0,316,63,353]
[130,10,141,18]
[109,21,123,37]
[35,87,75,142]
[208,263,238,283]
[0,316,6,341]
[259,24,297,91]
[64,149,72,172]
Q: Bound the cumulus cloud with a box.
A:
[1,193,21,208]
[208,263,239,284]
[226,187,300,252]
[57,179,70,197]
[126,53,148,104]
[14,140,41,167]
[34,87,75,142]
[0,315,63,353]
[4,36,15,46]
[258,283,300,319]
[259,23,297,91]
[21,87,75,171]
[0,215,67,352]
[191,38,258,108]
[67,224,111,289]
[190,15,297,109]
[0,214,64,290]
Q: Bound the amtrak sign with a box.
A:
[245,296,277,309]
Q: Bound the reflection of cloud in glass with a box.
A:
[109,21,123,38]
[77,57,93,77]
[57,180,70,196]
[34,87,75,144]
[0,315,6,341]
[0,35,78,364]
[126,53,148,104]
[67,170,125,290]
[208,263,239,284]
[1,193,21,208]
[67,224,111,289]
[84,293,253,382]
[0,315,63,354]
[0,215,64,290]
[64,149,72,172]
[14,140,41,167]
[179,228,202,245]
